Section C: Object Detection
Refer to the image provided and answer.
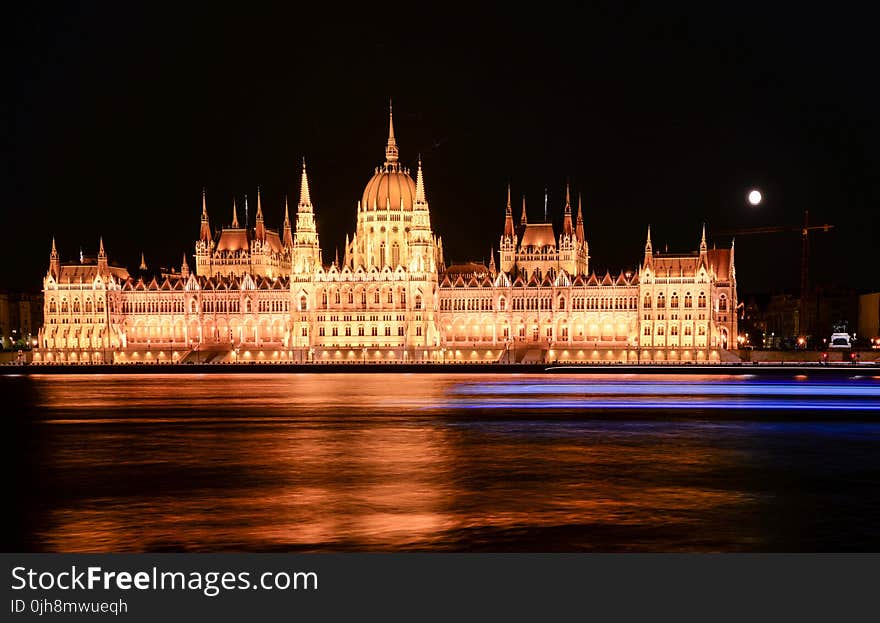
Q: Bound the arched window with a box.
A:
[334,290,341,304]
[414,294,422,310]
[49,299,57,313]
[391,242,400,267]
[321,291,328,308]
[300,295,308,311]
[670,293,679,308]
[348,291,354,304]
[558,296,565,310]
[244,299,252,313]
[657,326,665,336]
[657,293,665,308]
[671,325,679,336]
[684,293,692,308]
[73,299,81,313]
[388,290,393,303]
[698,292,706,308]
[190,300,198,314]
[84,299,93,313]
[719,295,728,311]
[374,290,380,304]
[379,242,386,267]
[499,297,506,311]
[643,295,651,308]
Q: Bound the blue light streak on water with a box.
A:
[436,398,880,411]
[452,381,880,398]
[402,377,880,412]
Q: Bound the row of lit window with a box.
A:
[643,326,706,336]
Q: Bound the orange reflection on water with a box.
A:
[24,374,769,551]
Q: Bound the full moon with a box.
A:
[748,189,762,206]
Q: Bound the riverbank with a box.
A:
[2,361,878,375]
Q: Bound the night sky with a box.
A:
[6,4,878,296]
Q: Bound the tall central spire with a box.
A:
[385,99,399,164]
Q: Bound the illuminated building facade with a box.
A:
[36,107,738,364]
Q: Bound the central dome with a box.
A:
[362,166,416,212]
[361,101,417,211]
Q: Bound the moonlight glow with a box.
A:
[748,190,762,206]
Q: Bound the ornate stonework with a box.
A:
[37,106,737,364]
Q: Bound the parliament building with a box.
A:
[36,107,738,364]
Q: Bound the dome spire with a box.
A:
[385,99,399,165]
[520,195,528,226]
[231,198,239,228]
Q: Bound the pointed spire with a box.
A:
[49,237,59,278]
[646,225,653,250]
[488,248,496,274]
[503,184,515,238]
[385,99,399,163]
[562,181,574,237]
[700,222,708,254]
[299,158,312,209]
[200,188,211,242]
[543,188,549,222]
[282,195,293,248]
[255,186,266,240]
[181,253,190,278]
[334,247,340,268]
[520,195,528,226]
[97,237,108,272]
[231,198,239,228]
[575,192,585,242]
[139,252,147,271]
[415,155,426,203]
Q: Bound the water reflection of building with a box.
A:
[36,106,738,364]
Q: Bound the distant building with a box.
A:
[36,106,738,364]
[859,293,880,339]
[0,291,42,349]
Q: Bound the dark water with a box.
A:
[4,372,880,552]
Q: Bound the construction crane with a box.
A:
[716,209,834,337]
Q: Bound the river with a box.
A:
[4,372,880,551]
